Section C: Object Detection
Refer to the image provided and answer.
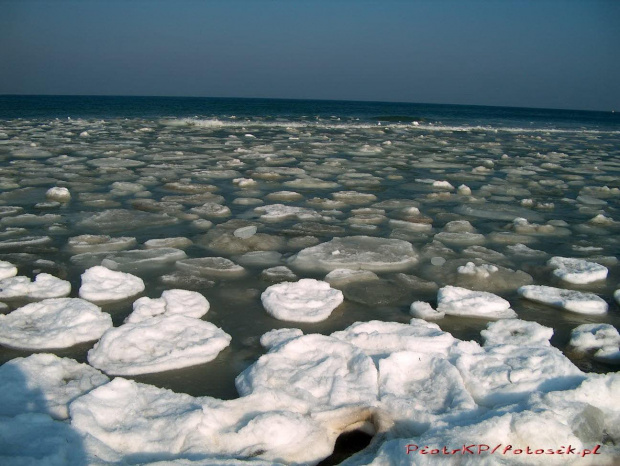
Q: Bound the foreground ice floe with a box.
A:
[236,334,378,409]
[79,266,145,303]
[0,298,112,350]
[261,279,344,322]
[70,378,348,465]
[0,353,109,420]
[0,317,618,465]
[88,314,231,375]
[518,285,608,315]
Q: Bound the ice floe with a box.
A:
[261,279,343,323]
[0,353,109,420]
[78,266,145,303]
[289,236,418,273]
[45,186,71,202]
[409,301,445,320]
[569,323,620,364]
[176,257,246,279]
[70,378,341,465]
[88,315,231,375]
[0,260,18,280]
[67,235,137,253]
[126,289,210,324]
[0,298,112,350]
[236,334,378,409]
[332,320,457,360]
[437,286,517,319]
[481,319,554,347]
[548,256,608,284]
[0,273,71,299]
[518,285,608,315]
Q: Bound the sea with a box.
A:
[0,95,619,400]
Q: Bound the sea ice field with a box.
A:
[0,99,619,465]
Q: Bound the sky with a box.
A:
[1,0,619,111]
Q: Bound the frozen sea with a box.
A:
[0,96,619,465]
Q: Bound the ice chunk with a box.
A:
[236,334,378,408]
[456,344,585,407]
[378,351,477,432]
[0,273,71,299]
[265,191,304,202]
[190,202,231,218]
[101,248,187,272]
[67,235,137,253]
[437,286,517,319]
[331,320,456,360]
[481,319,553,347]
[457,261,498,278]
[260,266,297,282]
[569,324,620,364]
[78,209,178,233]
[79,266,145,303]
[126,289,210,324]
[409,301,445,320]
[324,268,379,287]
[144,237,193,249]
[289,236,418,273]
[233,225,257,239]
[176,257,246,279]
[615,289,620,305]
[260,328,304,349]
[434,231,486,246]
[236,251,282,268]
[45,186,71,202]
[0,298,112,350]
[548,256,608,284]
[518,285,608,315]
[0,353,109,420]
[261,279,343,323]
[88,315,231,375]
[0,260,17,280]
[70,378,336,464]
[254,204,323,222]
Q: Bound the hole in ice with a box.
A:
[317,429,374,466]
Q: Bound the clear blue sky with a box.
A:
[1,0,619,111]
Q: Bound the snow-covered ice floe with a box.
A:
[0,273,71,299]
[236,334,378,409]
[518,285,608,315]
[569,323,620,364]
[88,315,231,375]
[0,298,112,350]
[437,285,517,319]
[548,256,608,284]
[0,353,109,420]
[35,319,615,465]
[261,279,343,322]
[78,266,145,303]
[126,289,210,324]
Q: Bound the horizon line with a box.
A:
[0,93,617,115]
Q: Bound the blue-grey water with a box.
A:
[0,96,618,399]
